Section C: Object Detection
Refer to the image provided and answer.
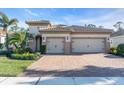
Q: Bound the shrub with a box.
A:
[10,52,41,60]
[35,52,41,57]
[13,48,24,54]
[24,47,34,53]
[110,47,117,54]
[40,45,46,54]
[117,44,124,56]
[13,48,34,54]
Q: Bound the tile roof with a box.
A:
[40,25,113,33]
[40,26,71,31]
[111,30,124,37]
[65,26,113,32]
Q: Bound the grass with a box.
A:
[0,56,33,77]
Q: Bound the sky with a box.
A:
[0,8,124,29]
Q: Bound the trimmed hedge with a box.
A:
[12,47,34,54]
[10,52,41,60]
[40,45,46,54]
[117,44,124,56]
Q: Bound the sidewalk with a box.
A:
[0,77,124,85]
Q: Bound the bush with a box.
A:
[117,44,124,56]
[35,52,41,57]
[24,47,34,53]
[10,52,41,60]
[12,48,24,54]
[110,47,117,54]
[13,48,34,54]
[40,45,46,54]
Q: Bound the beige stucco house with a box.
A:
[110,30,124,48]
[26,20,113,54]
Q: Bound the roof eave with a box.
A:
[25,21,51,25]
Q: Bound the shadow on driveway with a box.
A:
[22,66,124,77]
[104,54,123,59]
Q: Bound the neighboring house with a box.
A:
[26,20,113,54]
[0,29,6,44]
[110,30,124,47]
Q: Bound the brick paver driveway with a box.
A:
[21,53,124,77]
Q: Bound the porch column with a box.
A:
[105,37,110,53]
[64,35,71,54]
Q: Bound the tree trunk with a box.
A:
[14,44,18,49]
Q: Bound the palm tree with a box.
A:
[8,28,33,47]
[8,31,27,49]
[0,12,18,50]
[113,21,124,31]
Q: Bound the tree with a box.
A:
[0,12,18,50]
[8,31,27,49]
[113,21,124,31]
[9,26,19,32]
[87,24,96,28]
[8,27,33,49]
[9,26,28,32]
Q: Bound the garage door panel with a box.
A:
[72,39,88,53]
[72,38,105,53]
[47,38,64,53]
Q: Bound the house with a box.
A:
[26,20,113,54]
[26,20,51,51]
[0,29,6,44]
[110,30,124,48]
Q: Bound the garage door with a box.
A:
[72,38,105,53]
[46,38,64,53]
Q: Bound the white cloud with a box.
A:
[22,9,124,30]
[18,21,28,28]
[62,9,124,29]
[25,9,39,17]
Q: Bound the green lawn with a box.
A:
[0,56,33,77]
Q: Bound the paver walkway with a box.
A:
[21,53,124,77]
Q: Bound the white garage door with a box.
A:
[72,38,105,53]
[46,38,64,53]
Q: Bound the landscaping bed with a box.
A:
[110,44,124,57]
[10,52,41,60]
[0,56,33,76]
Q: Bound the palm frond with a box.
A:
[0,12,6,16]
[1,13,9,24]
[0,18,3,23]
[8,31,27,48]
[9,18,18,25]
